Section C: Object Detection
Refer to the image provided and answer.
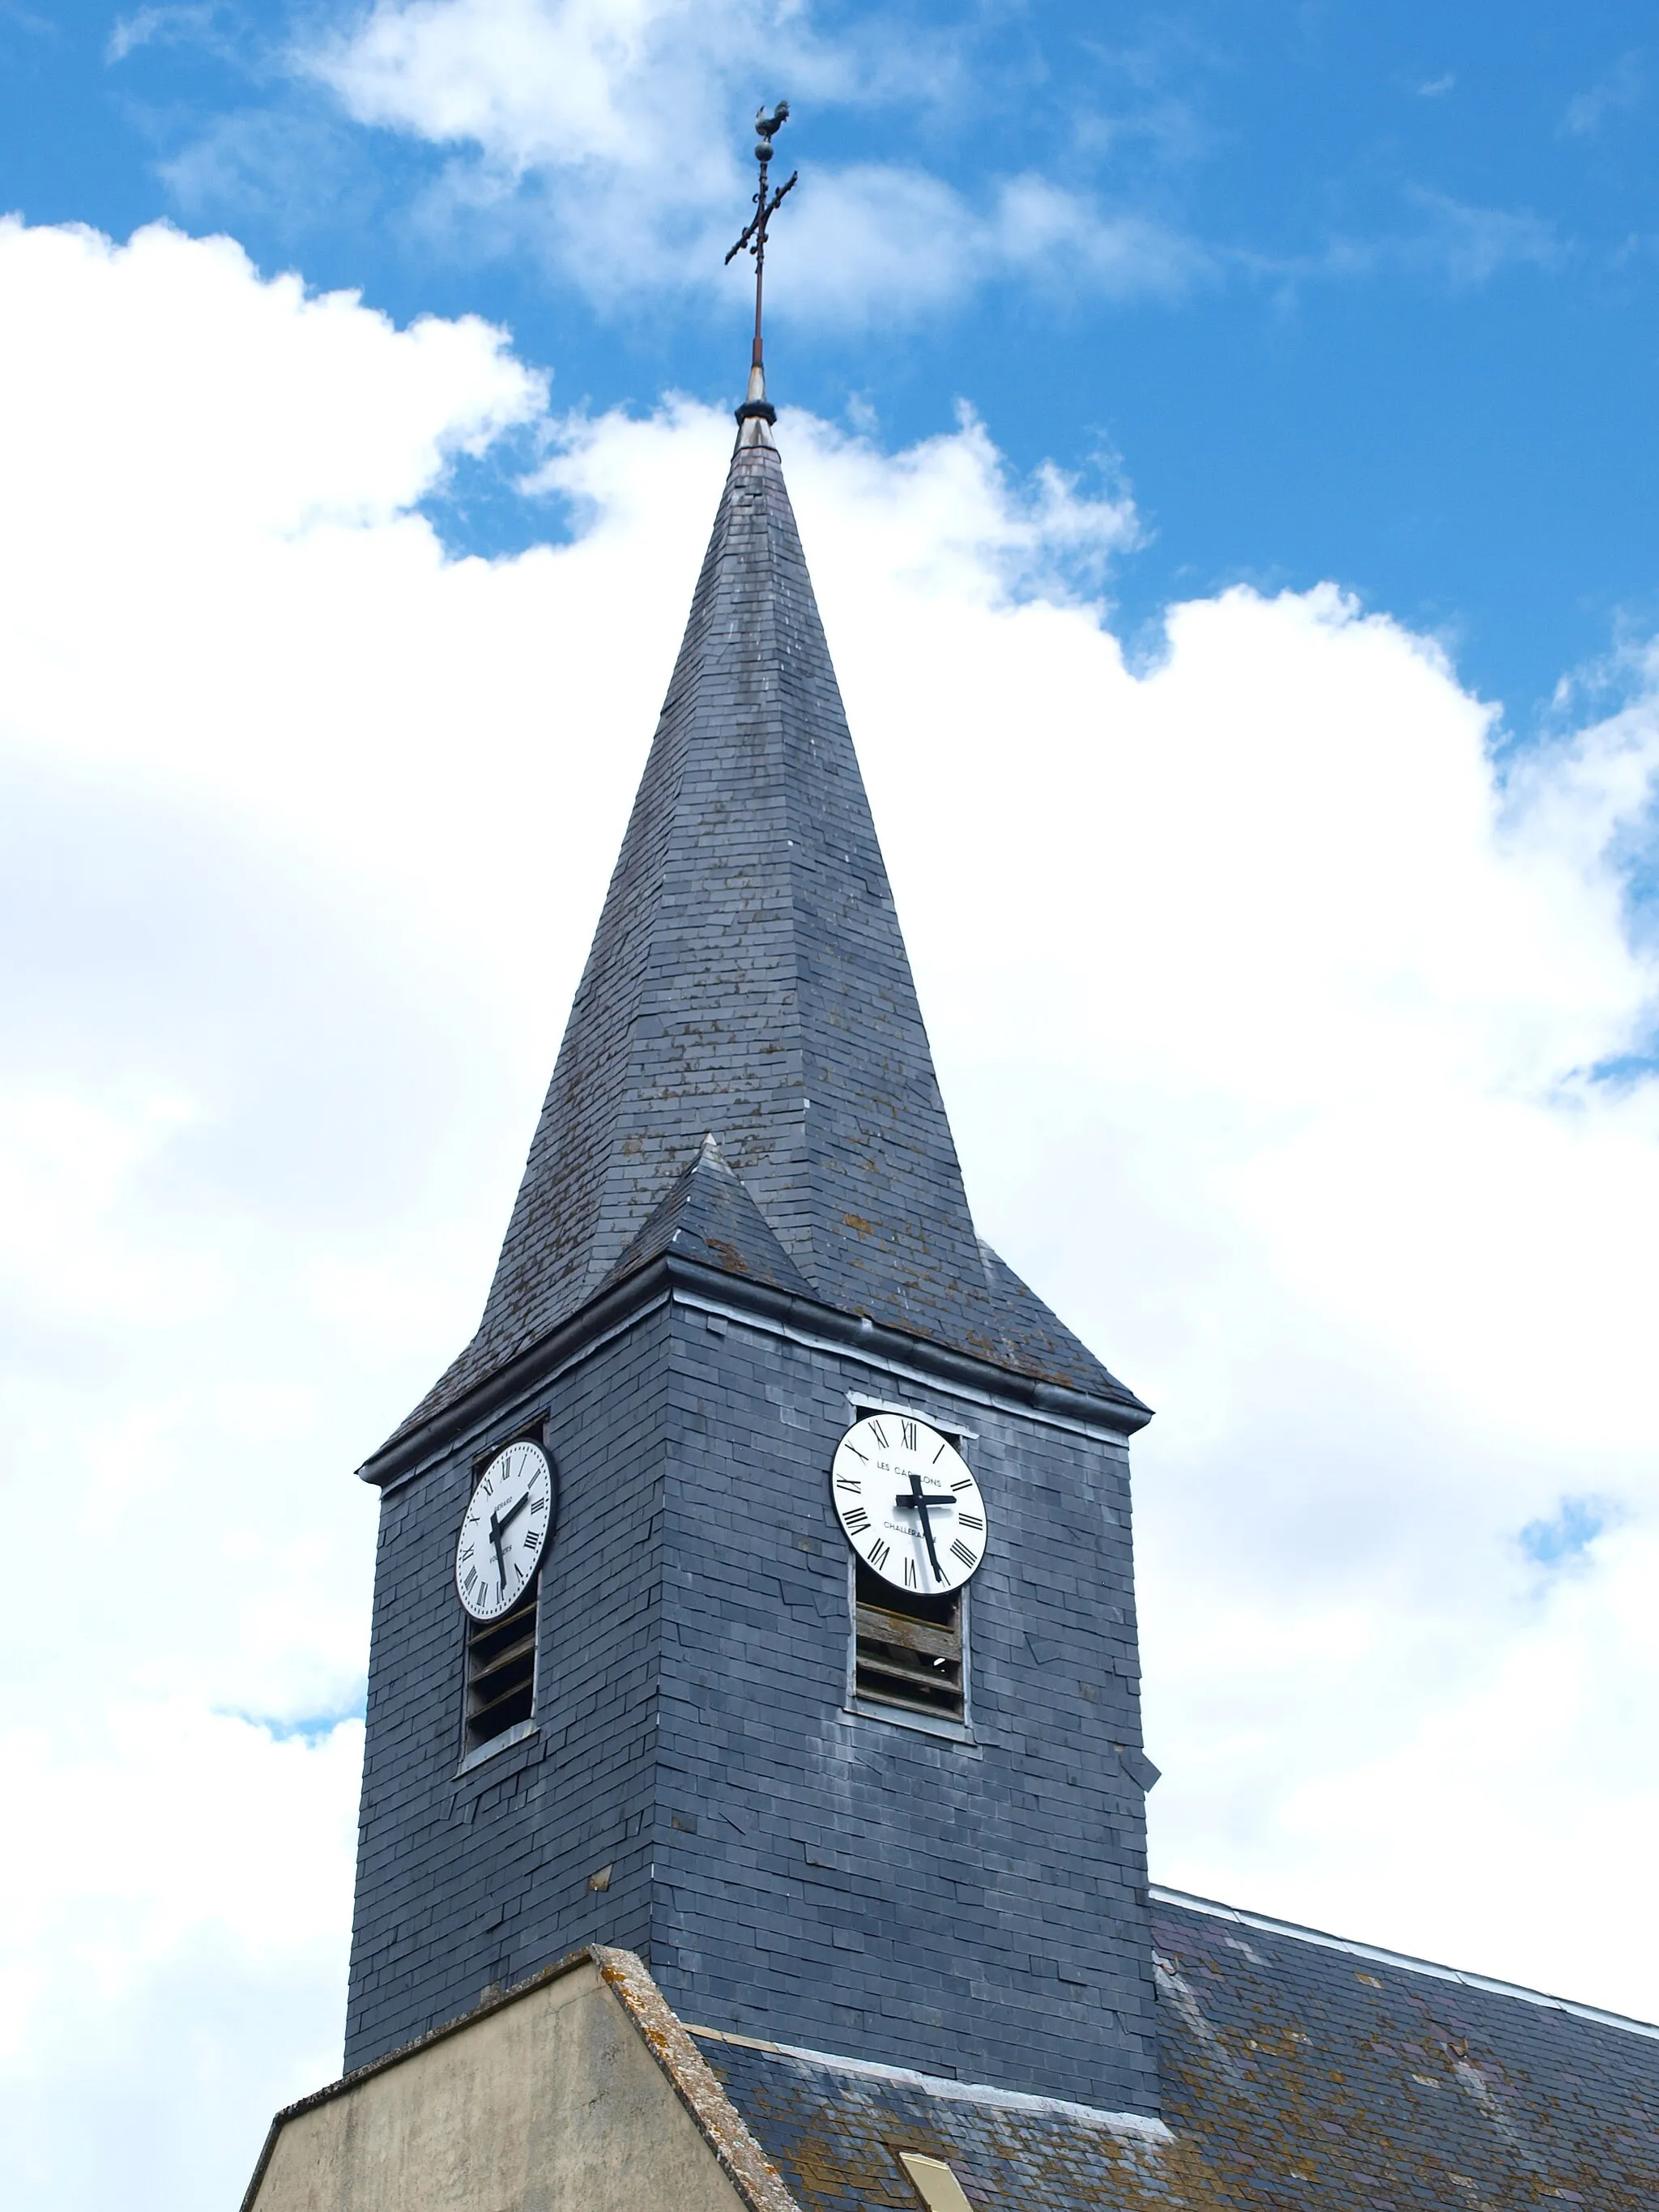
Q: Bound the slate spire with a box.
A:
[392,424,1144,1443]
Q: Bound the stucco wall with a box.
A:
[252,1962,747,2212]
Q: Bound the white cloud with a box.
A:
[302,0,1198,318]
[1401,186,1563,287]
[106,4,224,66]
[1563,51,1646,138]
[0,212,1657,2211]
[1305,189,1564,292]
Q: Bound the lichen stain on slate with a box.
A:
[695,1899,1659,2211]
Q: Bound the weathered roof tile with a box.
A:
[692,1894,1659,2210]
[386,437,1144,1446]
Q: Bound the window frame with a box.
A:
[454,1420,555,1771]
[840,1395,977,1743]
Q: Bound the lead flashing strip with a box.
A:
[1151,1885,1659,2042]
[684,2023,1172,2137]
[847,1391,977,1442]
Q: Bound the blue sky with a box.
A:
[6,1,1659,720]
[1,13,1657,2209]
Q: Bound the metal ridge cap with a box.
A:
[1150,1884,1659,2040]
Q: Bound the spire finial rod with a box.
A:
[725,101,797,441]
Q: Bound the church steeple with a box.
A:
[386,339,1143,1457]
[345,116,1158,2120]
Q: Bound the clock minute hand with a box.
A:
[896,1472,951,1583]
[488,1489,532,1583]
[492,1490,532,1539]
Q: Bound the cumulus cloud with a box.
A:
[0,214,1657,2212]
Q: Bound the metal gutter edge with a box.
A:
[1150,1885,1659,2042]
[357,1252,1149,1489]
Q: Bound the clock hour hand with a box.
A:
[488,1489,534,1586]
[895,1473,951,1583]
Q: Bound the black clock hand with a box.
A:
[897,1472,950,1583]
[493,1490,532,1539]
[486,1489,535,1588]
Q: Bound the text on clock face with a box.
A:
[830,1414,987,1594]
[455,1440,554,1621]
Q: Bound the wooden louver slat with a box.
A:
[855,1562,965,1721]
[464,1586,538,1751]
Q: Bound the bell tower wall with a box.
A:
[345,1301,672,2072]
[651,1290,1161,2115]
[346,1275,1160,2116]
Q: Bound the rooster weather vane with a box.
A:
[726,101,797,437]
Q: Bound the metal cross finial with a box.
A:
[726,100,797,434]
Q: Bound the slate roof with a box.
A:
[689,1889,1659,2210]
[599,1132,818,1300]
[388,433,1145,1447]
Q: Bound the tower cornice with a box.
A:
[358,1248,1149,1493]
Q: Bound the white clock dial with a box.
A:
[830,1413,987,1596]
[455,1440,554,1622]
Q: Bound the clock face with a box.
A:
[455,1440,555,1622]
[830,1413,987,1596]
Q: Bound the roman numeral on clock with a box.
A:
[949,1538,978,1568]
[867,1538,890,1571]
[843,1507,870,1532]
[900,1418,918,1451]
[867,1419,889,1448]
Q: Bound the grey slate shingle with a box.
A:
[384,437,1145,1451]
[693,1891,1659,2210]
[600,1133,817,1299]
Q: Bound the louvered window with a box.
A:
[854,1558,965,1722]
[463,1585,539,1754]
